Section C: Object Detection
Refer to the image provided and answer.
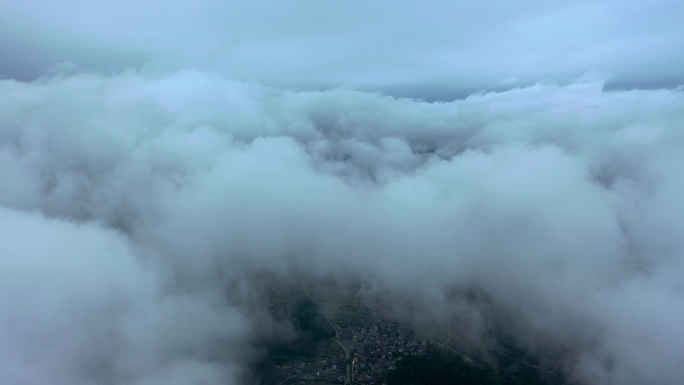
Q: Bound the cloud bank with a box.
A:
[1,71,683,384]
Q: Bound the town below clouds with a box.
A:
[1,71,683,384]
[1,1,684,384]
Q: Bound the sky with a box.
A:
[2,1,684,97]
[1,1,684,385]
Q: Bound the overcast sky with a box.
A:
[1,0,684,97]
[1,2,684,385]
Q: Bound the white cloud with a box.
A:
[1,71,683,383]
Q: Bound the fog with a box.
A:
[2,1,684,385]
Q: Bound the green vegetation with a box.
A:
[255,299,337,385]
[323,339,344,357]
[267,298,336,361]
[387,347,492,385]
[386,346,565,385]
[333,314,371,328]
[337,304,372,316]
[293,299,336,341]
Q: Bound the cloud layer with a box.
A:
[1,71,683,384]
[2,1,684,96]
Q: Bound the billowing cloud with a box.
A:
[1,71,683,384]
[0,206,254,385]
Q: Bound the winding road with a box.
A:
[328,314,352,384]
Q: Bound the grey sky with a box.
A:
[1,0,683,97]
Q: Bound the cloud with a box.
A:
[1,71,683,384]
[0,205,254,385]
[1,1,684,96]
[3,2,684,384]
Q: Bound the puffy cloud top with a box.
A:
[1,71,683,384]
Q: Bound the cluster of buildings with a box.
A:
[338,318,428,384]
[268,310,429,384]
[273,353,347,384]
